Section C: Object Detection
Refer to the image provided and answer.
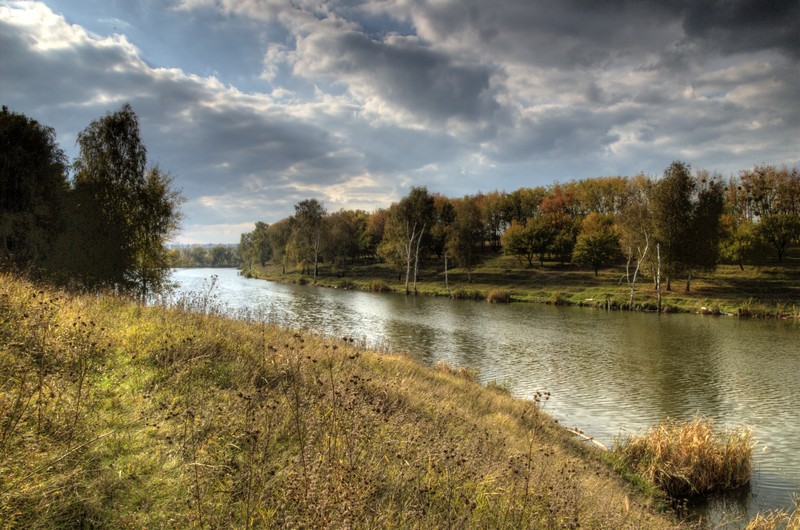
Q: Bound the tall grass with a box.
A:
[613,416,754,497]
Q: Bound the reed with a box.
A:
[613,416,754,497]
[747,499,800,530]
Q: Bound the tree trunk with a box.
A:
[685,272,691,292]
[444,252,449,293]
[656,243,662,313]
[412,225,425,295]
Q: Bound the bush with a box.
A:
[613,416,753,497]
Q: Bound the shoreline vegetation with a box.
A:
[240,249,800,319]
[1,272,774,528]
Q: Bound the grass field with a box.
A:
[246,247,800,318]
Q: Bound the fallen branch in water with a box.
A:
[566,428,609,451]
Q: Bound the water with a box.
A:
[171,268,800,525]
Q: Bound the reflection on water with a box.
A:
[171,268,800,523]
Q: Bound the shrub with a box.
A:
[613,416,753,497]
[486,289,511,304]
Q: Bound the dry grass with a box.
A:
[0,272,684,529]
[613,416,754,497]
[746,499,800,530]
[486,289,511,303]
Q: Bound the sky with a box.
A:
[2,1,799,244]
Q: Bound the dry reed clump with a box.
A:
[613,416,754,497]
[746,500,800,530]
[486,289,511,303]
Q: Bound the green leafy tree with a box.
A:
[324,210,361,274]
[267,218,294,274]
[648,161,723,291]
[446,196,484,282]
[572,213,620,276]
[719,215,768,270]
[289,199,326,281]
[501,216,555,267]
[59,104,182,297]
[0,106,68,273]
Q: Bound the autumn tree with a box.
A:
[739,165,800,261]
[572,213,620,276]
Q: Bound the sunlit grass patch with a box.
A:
[613,416,754,497]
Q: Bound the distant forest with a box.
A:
[169,244,241,268]
[239,162,799,293]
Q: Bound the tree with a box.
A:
[648,161,723,291]
[0,106,68,273]
[739,165,800,261]
[500,216,555,267]
[267,218,293,274]
[572,213,620,276]
[617,174,652,309]
[381,187,434,295]
[289,199,326,281]
[719,216,768,270]
[324,210,361,274]
[446,196,484,282]
[60,104,182,297]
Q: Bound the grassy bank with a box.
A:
[246,249,800,318]
[0,272,684,528]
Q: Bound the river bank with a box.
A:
[244,252,800,319]
[1,272,684,528]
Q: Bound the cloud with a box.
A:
[2,0,799,243]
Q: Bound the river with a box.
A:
[170,267,799,526]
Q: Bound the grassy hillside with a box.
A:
[247,248,800,318]
[0,272,682,528]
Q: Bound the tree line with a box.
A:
[168,244,241,268]
[1,105,182,297]
[240,161,799,295]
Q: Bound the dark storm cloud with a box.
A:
[294,28,499,124]
[681,0,800,59]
